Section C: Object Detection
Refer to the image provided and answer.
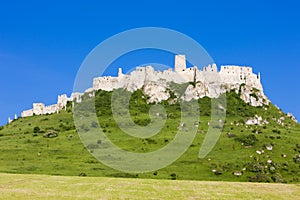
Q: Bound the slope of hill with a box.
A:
[0,89,299,183]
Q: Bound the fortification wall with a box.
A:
[21,94,69,118]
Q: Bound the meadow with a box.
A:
[0,173,299,199]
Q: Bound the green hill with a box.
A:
[0,88,299,183]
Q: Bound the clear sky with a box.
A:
[0,0,299,125]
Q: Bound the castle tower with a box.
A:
[174,55,186,72]
[118,68,123,77]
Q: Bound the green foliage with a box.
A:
[249,173,271,183]
[91,121,98,128]
[250,93,259,101]
[33,126,40,133]
[170,173,177,180]
[235,134,258,146]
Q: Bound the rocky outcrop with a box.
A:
[287,113,298,123]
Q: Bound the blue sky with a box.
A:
[0,0,299,125]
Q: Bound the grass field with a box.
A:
[0,173,299,200]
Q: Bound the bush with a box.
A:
[80,124,89,132]
[227,132,236,138]
[293,155,300,164]
[79,172,87,177]
[170,173,177,180]
[214,169,223,175]
[249,173,271,182]
[248,162,264,172]
[134,118,151,126]
[33,126,40,133]
[250,93,259,101]
[110,173,138,178]
[235,134,258,146]
[272,129,281,134]
[271,173,286,183]
[87,143,99,149]
[91,121,98,128]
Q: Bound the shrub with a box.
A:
[262,125,267,129]
[250,93,259,101]
[33,126,40,133]
[227,133,236,138]
[134,118,151,126]
[87,143,99,149]
[109,173,137,178]
[214,169,223,175]
[248,162,264,172]
[293,155,300,164]
[271,173,286,183]
[79,172,87,177]
[272,129,281,134]
[145,138,157,144]
[80,124,89,132]
[170,173,177,180]
[91,121,98,128]
[249,173,271,182]
[235,134,258,146]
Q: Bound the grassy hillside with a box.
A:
[0,89,299,183]
[0,173,299,200]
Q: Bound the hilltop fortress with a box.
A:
[93,55,262,93]
[19,55,268,120]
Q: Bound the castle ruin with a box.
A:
[18,54,267,121]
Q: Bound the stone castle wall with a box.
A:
[21,94,70,117]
